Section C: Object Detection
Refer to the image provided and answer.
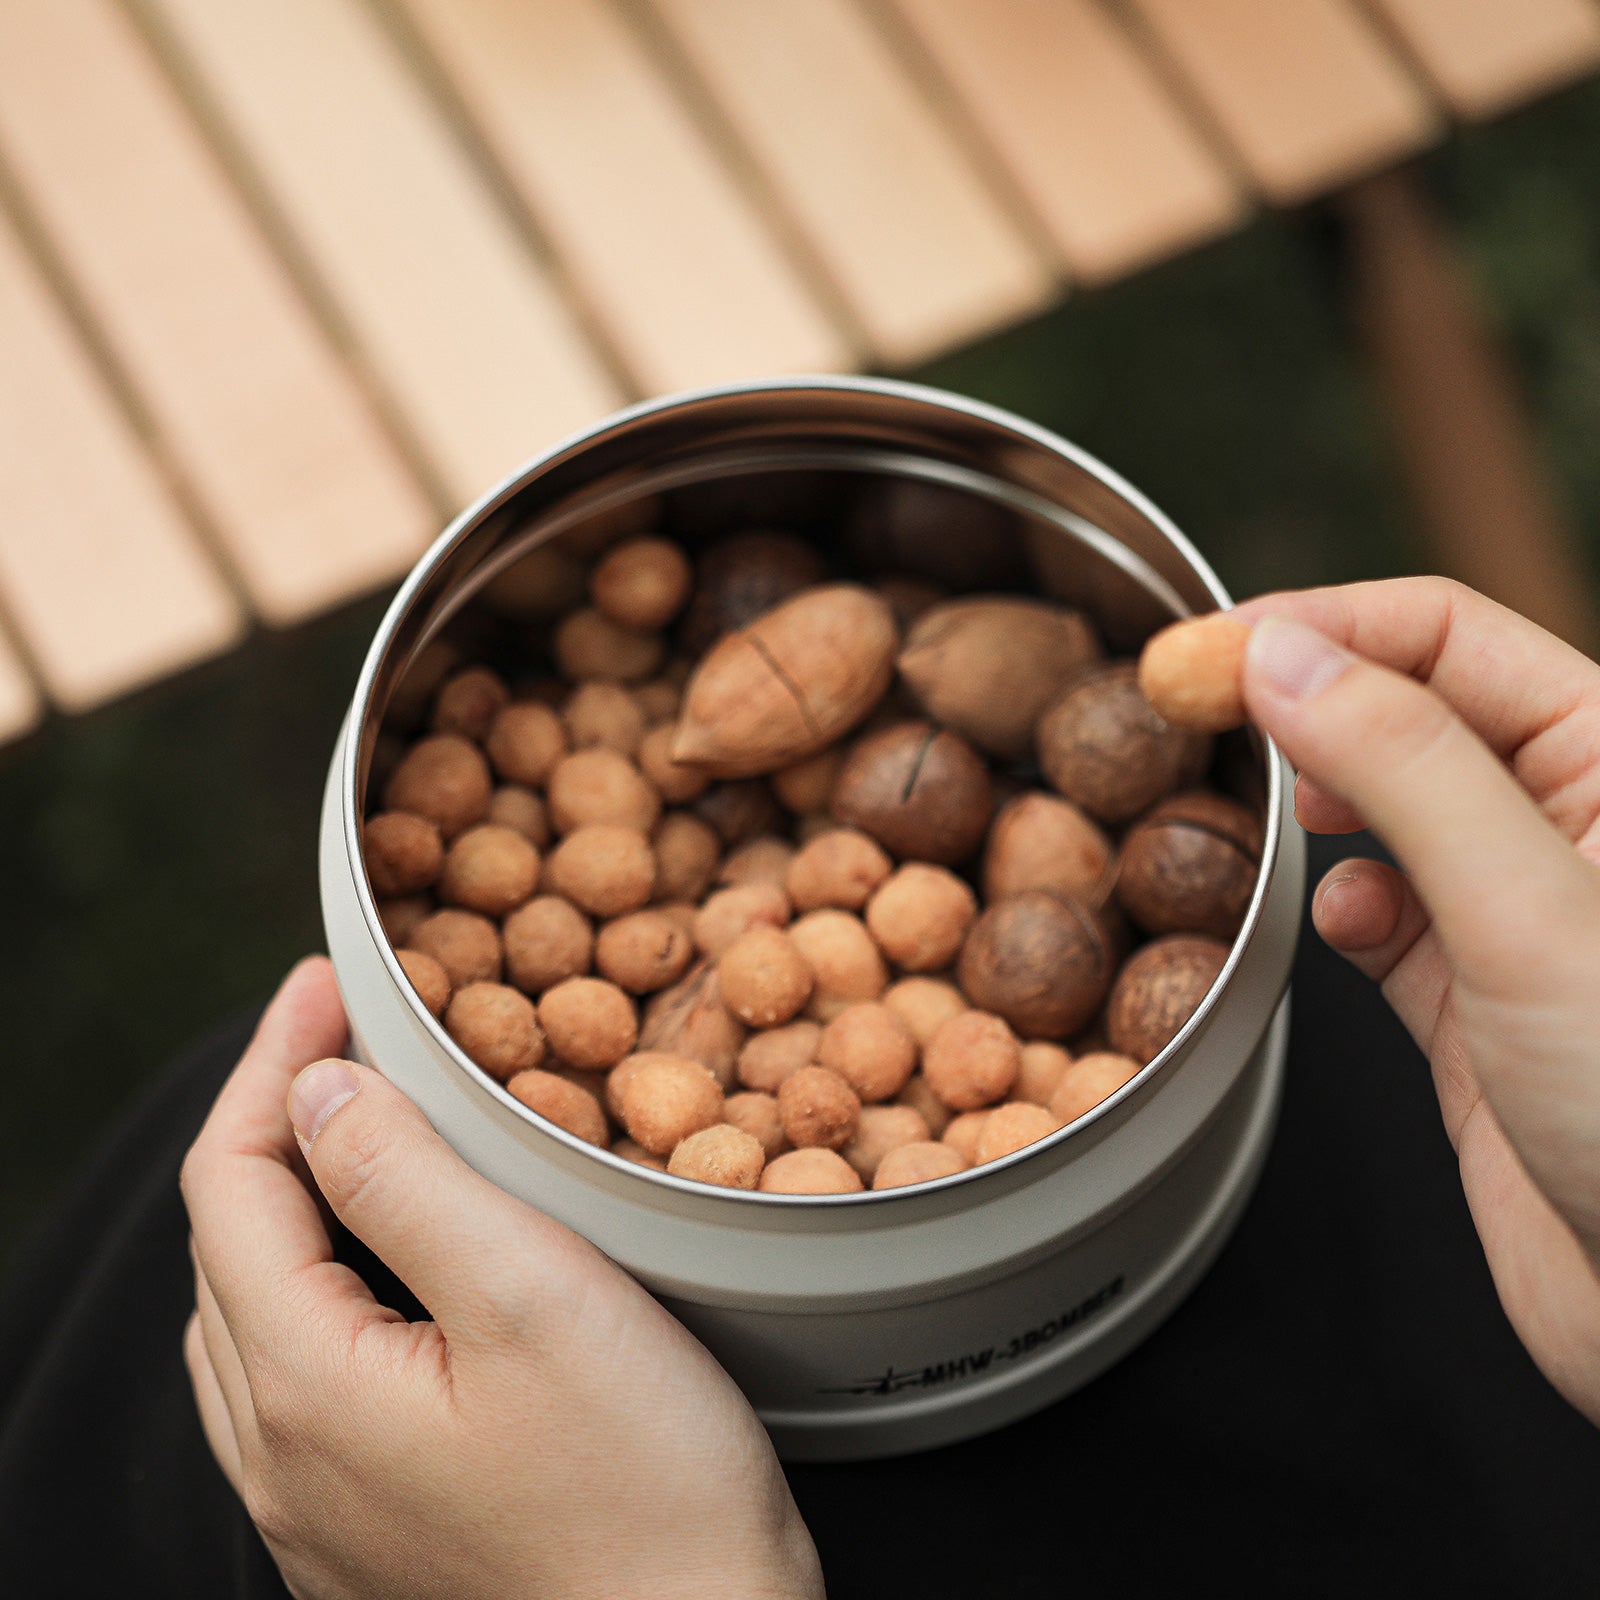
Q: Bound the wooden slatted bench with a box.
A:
[0,0,1596,747]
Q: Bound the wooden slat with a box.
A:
[0,207,243,713]
[0,625,41,746]
[647,0,1054,367]
[1366,0,1600,120]
[889,0,1247,283]
[142,0,622,506]
[1120,0,1440,204]
[392,0,852,395]
[0,0,431,626]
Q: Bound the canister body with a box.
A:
[320,377,1305,1460]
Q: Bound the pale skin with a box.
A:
[181,576,1600,1596]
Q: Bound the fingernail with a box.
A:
[289,1059,359,1146]
[1248,616,1351,701]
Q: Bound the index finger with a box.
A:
[180,956,388,1363]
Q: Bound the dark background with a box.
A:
[6,83,1600,1268]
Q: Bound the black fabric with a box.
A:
[3,835,1598,1598]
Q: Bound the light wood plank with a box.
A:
[648,0,1054,367]
[890,0,1247,283]
[393,0,851,394]
[0,0,432,627]
[143,0,622,505]
[1121,0,1440,204]
[0,625,41,745]
[0,207,243,712]
[1366,0,1600,120]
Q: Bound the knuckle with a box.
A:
[314,1116,394,1218]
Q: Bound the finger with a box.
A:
[1234,578,1600,834]
[289,1056,585,1346]
[184,1311,245,1496]
[192,1249,256,1439]
[1294,773,1365,834]
[1243,616,1600,1000]
[182,958,393,1366]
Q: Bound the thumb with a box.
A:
[288,1058,579,1342]
[1241,615,1600,996]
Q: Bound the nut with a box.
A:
[771,746,846,815]
[546,749,661,835]
[620,1055,724,1155]
[1138,614,1251,733]
[431,665,509,741]
[788,909,888,1021]
[672,585,898,776]
[506,1069,609,1146]
[776,1065,861,1150]
[634,678,682,724]
[1012,1041,1073,1108]
[487,785,551,848]
[678,530,827,658]
[895,1073,953,1139]
[652,812,721,903]
[864,863,976,972]
[553,607,663,682]
[974,1102,1062,1163]
[1115,790,1262,939]
[595,909,694,994]
[564,681,646,757]
[484,703,568,789]
[537,975,638,1070]
[1105,935,1229,1064]
[717,836,797,888]
[872,1140,968,1190]
[758,1147,863,1195]
[590,537,693,632]
[982,792,1113,907]
[1036,662,1211,825]
[437,823,540,917]
[396,948,451,1018]
[364,811,443,896]
[543,824,655,918]
[882,977,967,1048]
[958,890,1113,1040]
[841,1104,930,1184]
[941,1110,992,1164]
[830,721,991,865]
[736,1020,820,1092]
[503,895,593,994]
[922,1010,1020,1111]
[717,926,814,1027]
[693,882,791,959]
[785,828,892,913]
[638,963,746,1086]
[1049,1051,1143,1123]
[383,733,492,839]
[693,779,783,846]
[667,1123,765,1189]
[612,1137,667,1172]
[445,982,546,1081]
[407,908,503,988]
[898,596,1099,758]
[637,722,710,803]
[817,1002,917,1103]
[722,1091,788,1160]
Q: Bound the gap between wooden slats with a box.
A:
[139,0,623,509]
[884,0,1248,284]
[0,0,432,627]
[1363,0,1600,120]
[0,203,242,713]
[389,0,853,396]
[645,0,1055,369]
[1117,0,1441,205]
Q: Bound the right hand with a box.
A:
[1234,577,1600,1424]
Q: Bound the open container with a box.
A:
[320,377,1305,1461]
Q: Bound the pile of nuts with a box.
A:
[363,519,1262,1195]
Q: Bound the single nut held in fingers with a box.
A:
[1138,614,1251,733]
[957,890,1113,1040]
[537,975,638,1070]
[865,863,976,972]
[759,1147,863,1195]
[1036,663,1211,825]
[672,584,898,776]
[445,982,546,1081]
[506,1069,608,1146]
[396,948,451,1018]
[777,1065,861,1150]
[364,811,444,896]
[830,720,991,864]
[1116,790,1263,939]
[620,1055,724,1155]
[503,895,593,993]
[922,1011,1020,1111]
[437,824,540,917]
[817,1002,917,1103]
[667,1123,765,1189]
[383,734,492,839]
[873,1140,969,1189]
[1106,935,1230,1064]
[1049,1051,1144,1123]
[590,537,693,632]
[718,926,814,1027]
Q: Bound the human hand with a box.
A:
[179,957,823,1600]
[1235,577,1600,1424]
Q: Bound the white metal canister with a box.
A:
[320,377,1305,1462]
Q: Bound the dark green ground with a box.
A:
[6,86,1600,1267]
